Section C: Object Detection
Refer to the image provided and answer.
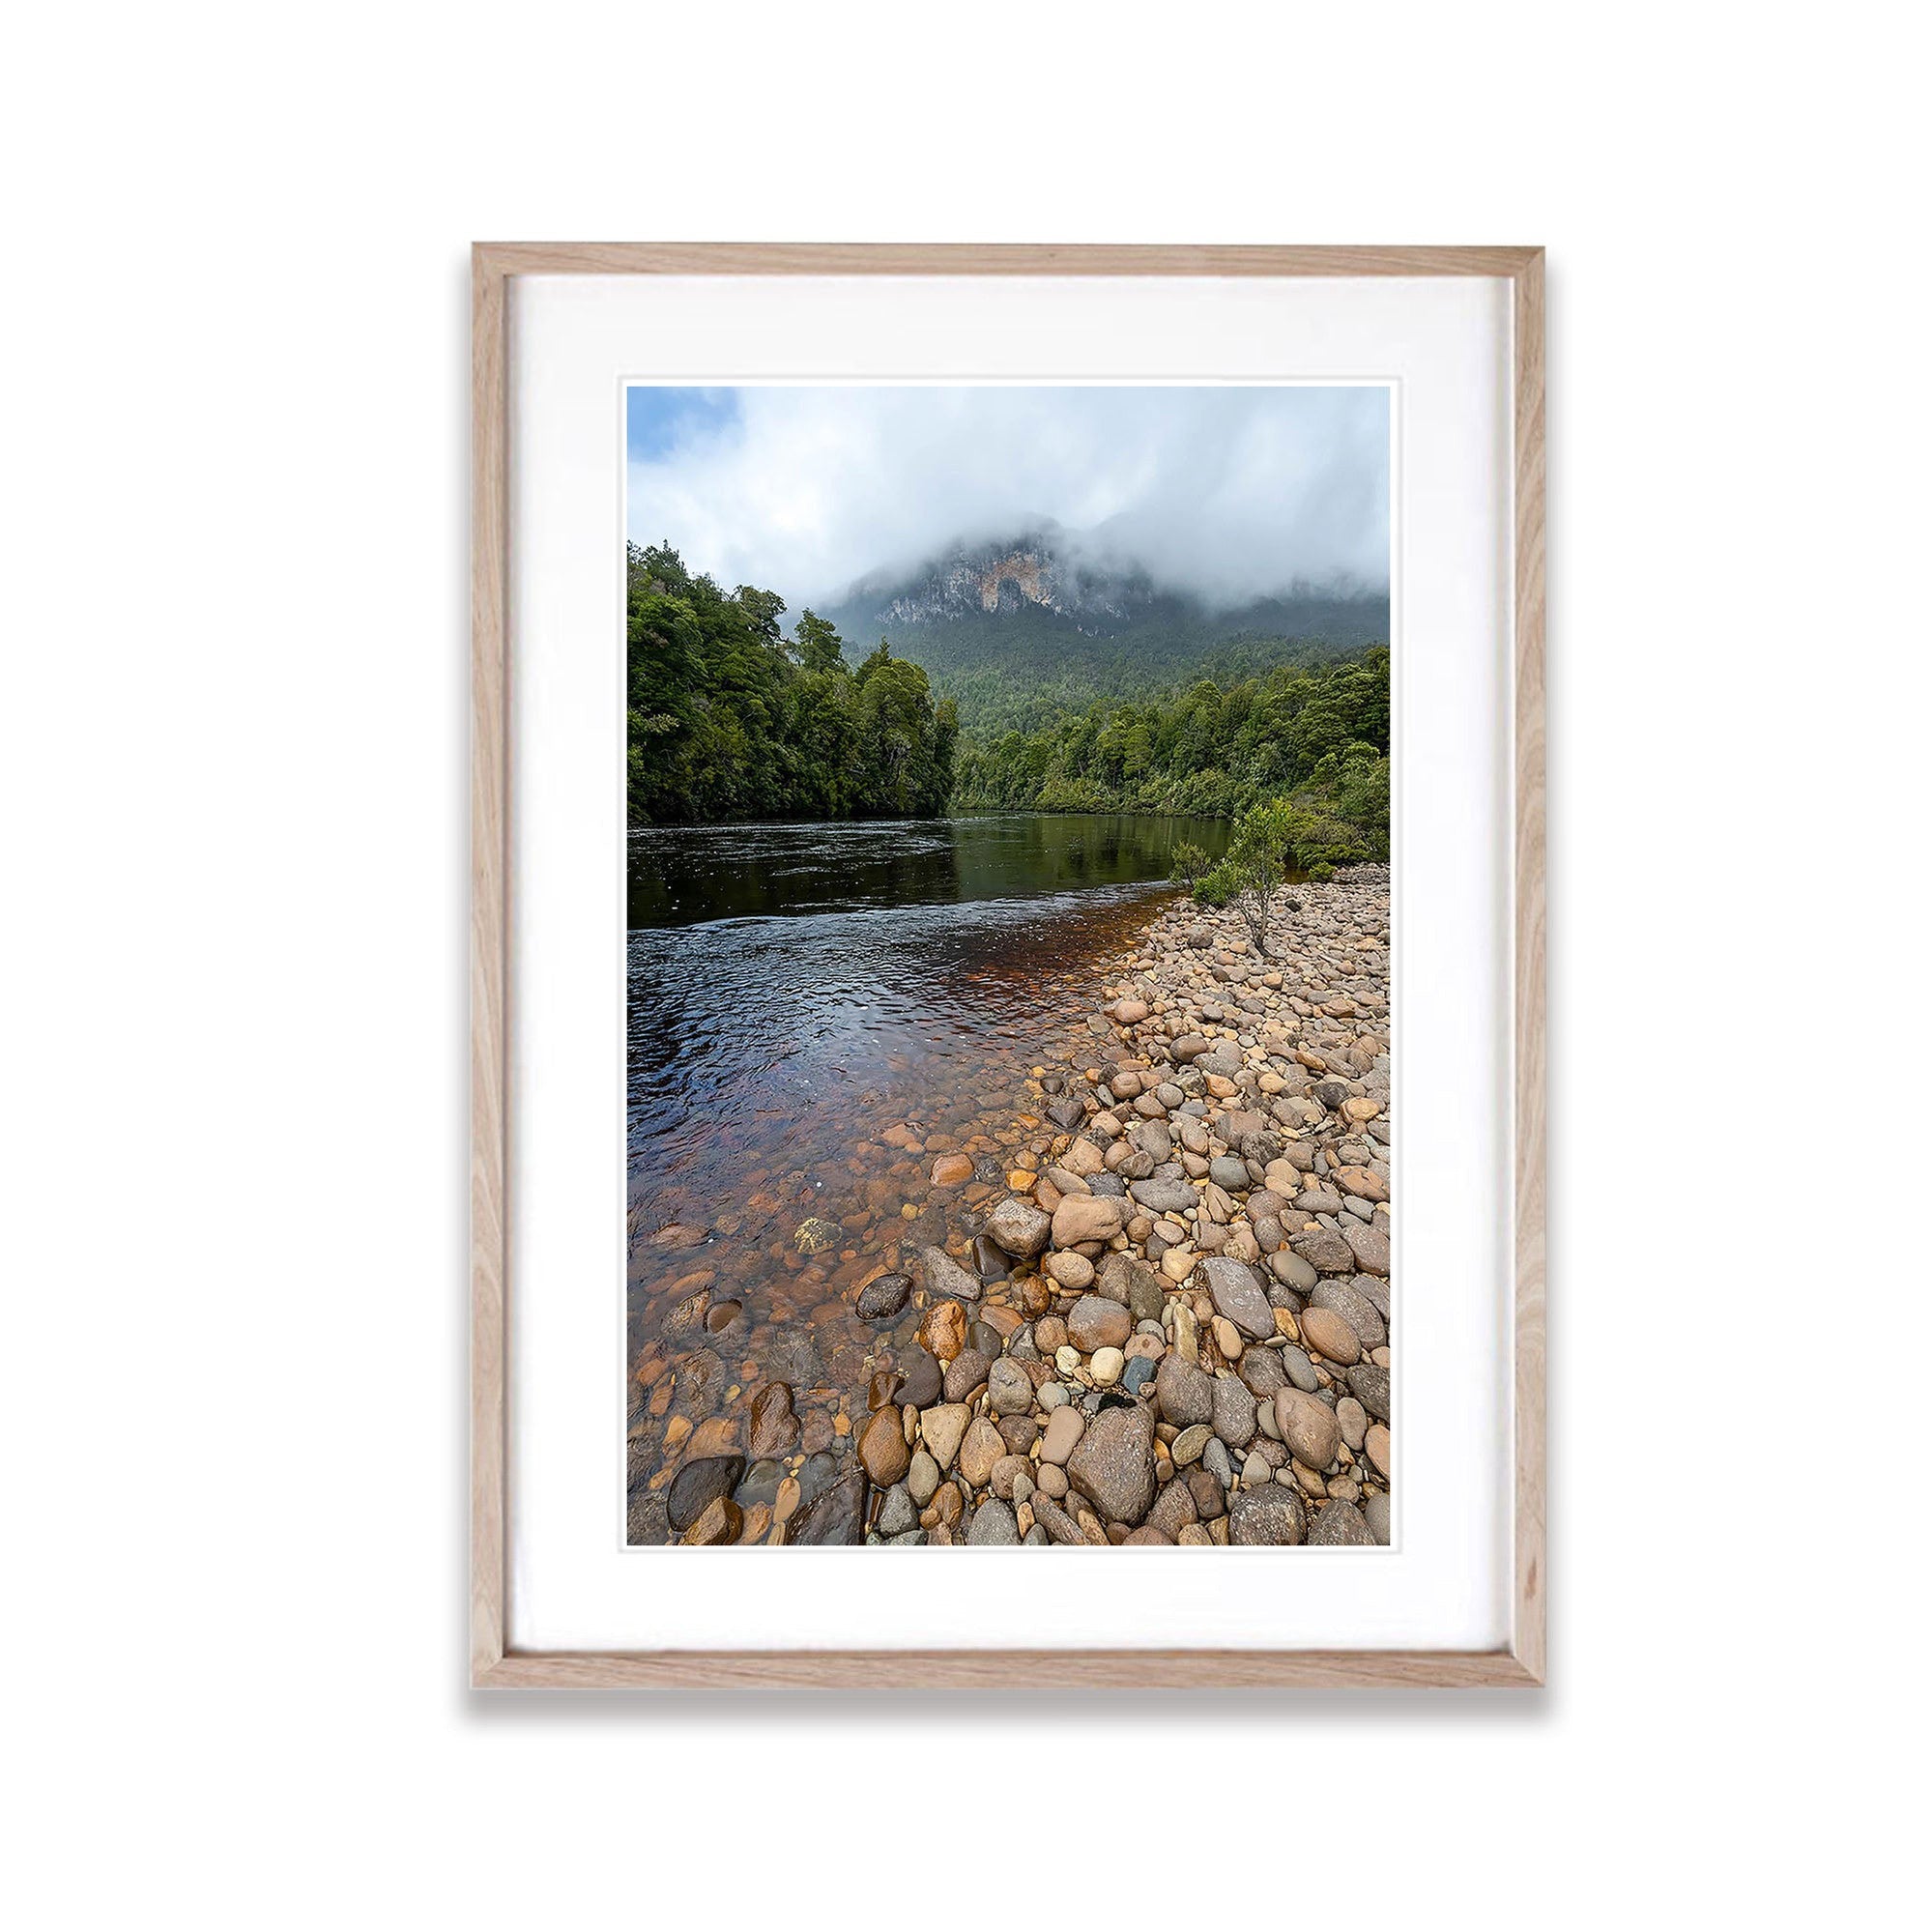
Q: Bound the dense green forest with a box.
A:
[823,588,1387,736]
[890,634,1368,740]
[950,649,1390,863]
[627,540,1389,864]
[627,543,957,825]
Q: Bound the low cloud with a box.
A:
[625,384,1389,613]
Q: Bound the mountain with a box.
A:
[820,525,1389,735]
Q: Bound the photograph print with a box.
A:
[625,383,1393,1548]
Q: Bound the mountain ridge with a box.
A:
[819,527,1389,734]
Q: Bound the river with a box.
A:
[623,812,1230,1536]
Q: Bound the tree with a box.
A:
[1169,841,1211,892]
[1198,797,1301,956]
[947,648,1389,839]
[793,608,845,674]
[624,547,957,826]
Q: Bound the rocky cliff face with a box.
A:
[857,530,1154,634]
[822,528,1390,730]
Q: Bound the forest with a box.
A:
[823,585,1389,737]
[626,543,958,825]
[627,541,1390,868]
[949,650,1391,865]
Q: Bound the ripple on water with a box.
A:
[623,814,1229,1540]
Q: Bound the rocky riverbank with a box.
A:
[628,864,1393,1547]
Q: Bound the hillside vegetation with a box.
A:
[626,539,1389,864]
[825,577,1387,735]
[951,649,1390,864]
[626,543,956,825]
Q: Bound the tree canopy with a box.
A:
[949,648,1389,853]
[627,543,957,825]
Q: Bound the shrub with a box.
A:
[1168,841,1211,894]
[1194,863,1238,908]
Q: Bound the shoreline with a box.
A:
[633,863,1393,1546]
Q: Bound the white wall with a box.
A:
[3,6,1922,1925]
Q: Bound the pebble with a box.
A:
[748,1382,799,1459]
[1066,1403,1157,1525]
[1096,1252,1168,1321]
[1040,1405,1085,1464]
[966,1498,1021,1544]
[917,1300,968,1364]
[1311,1278,1387,1349]
[1212,1374,1256,1450]
[856,1272,912,1320]
[1336,1396,1369,1451]
[786,1470,868,1544]
[896,1346,943,1408]
[875,1484,918,1536]
[1280,1346,1321,1393]
[958,1416,1004,1488]
[1228,1485,1307,1545]
[1274,1389,1342,1469]
[1155,1352,1215,1427]
[1045,1250,1095,1289]
[906,1449,940,1507]
[920,1402,970,1471]
[1299,1305,1362,1365]
[942,1347,992,1403]
[1345,1222,1391,1275]
[1309,1499,1374,1545]
[1364,1490,1392,1544]
[921,1245,983,1304]
[682,1496,742,1545]
[1347,1362,1392,1423]
[987,1357,1034,1417]
[856,1400,911,1483]
[1196,1254,1275,1341]
[1066,1295,1133,1352]
[984,1196,1052,1257]
[1051,1195,1124,1246]
[667,1456,745,1532]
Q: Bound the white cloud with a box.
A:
[625,385,1389,612]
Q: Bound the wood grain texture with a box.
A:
[470,244,1547,1688]
[474,1648,1541,1690]
[473,242,1543,281]
[1512,253,1548,1685]
[471,248,509,1680]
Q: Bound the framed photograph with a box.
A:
[473,245,1544,1687]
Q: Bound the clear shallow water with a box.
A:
[625,815,1230,1183]
[622,813,1229,1532]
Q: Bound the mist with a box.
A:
[625,385,1389,613]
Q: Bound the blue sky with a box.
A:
[624,384,1390,609]
[625,386,741,463]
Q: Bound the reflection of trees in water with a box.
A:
[626,812,1231,929]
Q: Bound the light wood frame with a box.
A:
[472,245,1545,1688]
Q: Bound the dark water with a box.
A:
[625,815,1228,1175]
[623,812,1229,1536]
[626,812,1231,929]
